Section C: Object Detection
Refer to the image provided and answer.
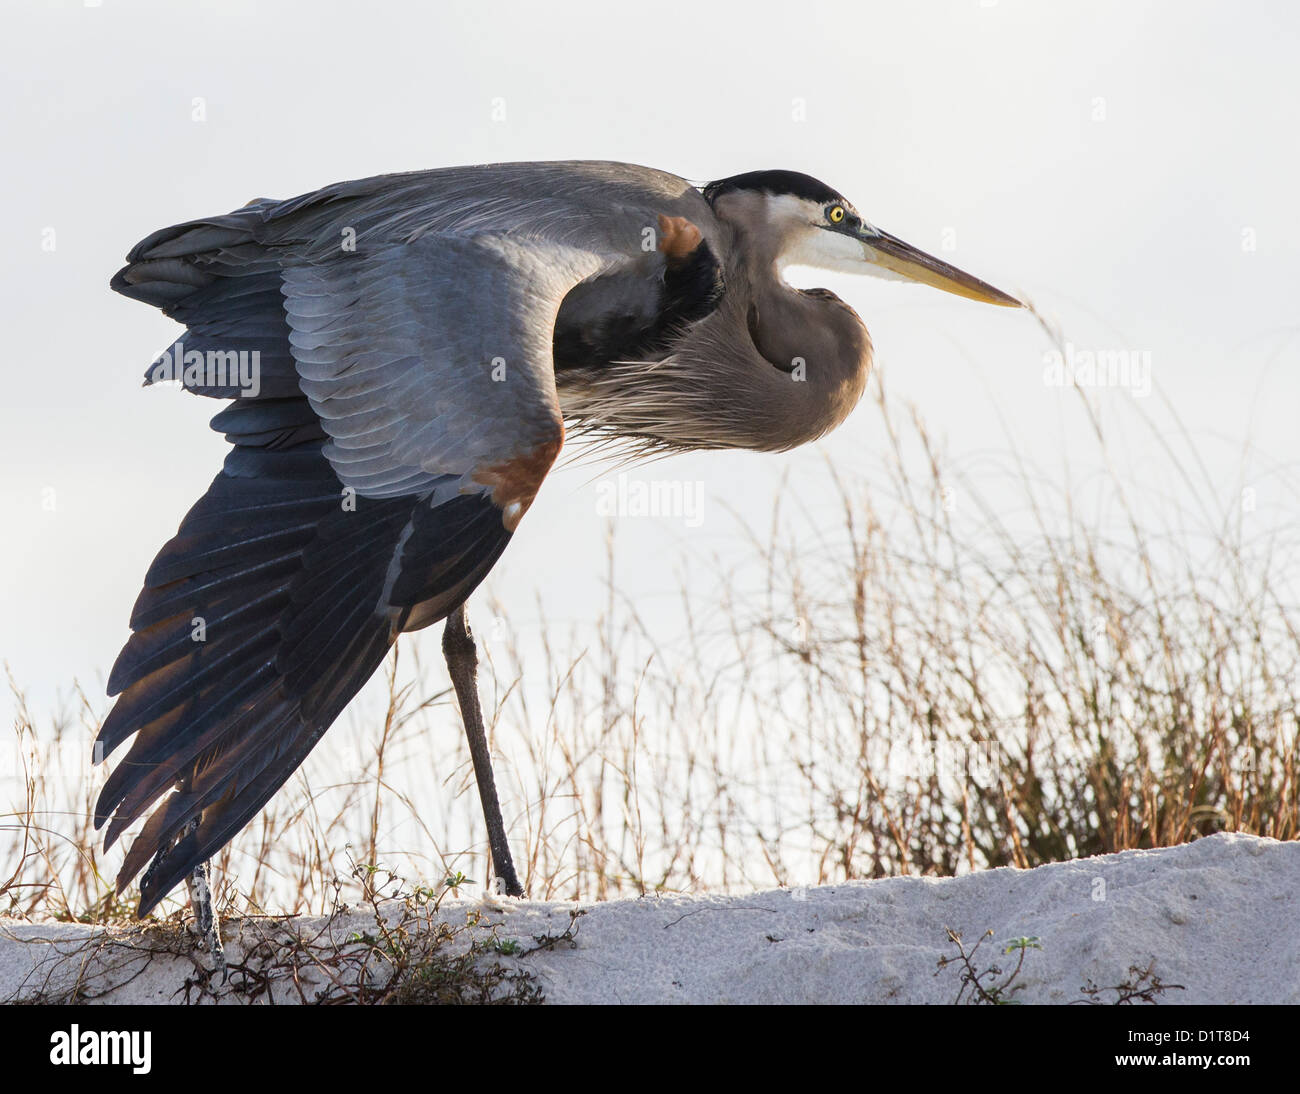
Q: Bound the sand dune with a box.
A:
[2,833,1293,1004]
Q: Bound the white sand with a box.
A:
[2,833,1294,1004]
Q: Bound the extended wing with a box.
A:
[99,162,718,913]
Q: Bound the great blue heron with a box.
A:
[99,161,1018,961]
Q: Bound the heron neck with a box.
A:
[732,266,872,448]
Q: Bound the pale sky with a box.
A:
[3,0,1297,724]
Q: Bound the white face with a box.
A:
[768,194,911,283]
[757,190,1022,306]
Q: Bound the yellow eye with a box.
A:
[828,205,846,224]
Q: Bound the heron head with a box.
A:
[702,170,1020,307]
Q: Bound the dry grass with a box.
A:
[4,342,1297,924]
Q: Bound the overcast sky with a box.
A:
[3,0,1297,722]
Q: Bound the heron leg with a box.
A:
[442,605,524,897]
[180,827,226,980]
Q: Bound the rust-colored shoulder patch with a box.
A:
[657,214,703,262]
[472,431,564,532]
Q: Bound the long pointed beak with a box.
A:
[861,228,1021,307]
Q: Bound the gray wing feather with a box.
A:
[117,159,721,499]
[260,161,713,255]
[282,234,601,497]
[265,162,718,498]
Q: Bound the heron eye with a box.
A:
[828,205,846,224]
